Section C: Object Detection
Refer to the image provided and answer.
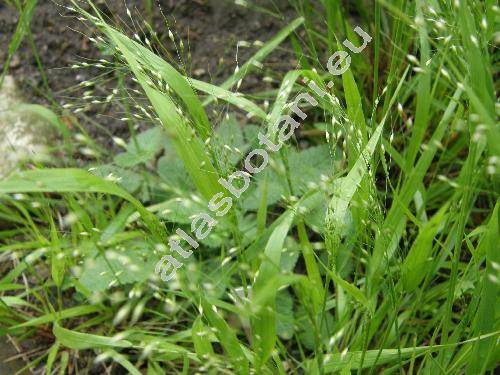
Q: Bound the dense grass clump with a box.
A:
[0,0,498,373]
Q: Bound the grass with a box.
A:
[0,0,37,87]
[0,0,498,373]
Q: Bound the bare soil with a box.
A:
[0,0,297,147]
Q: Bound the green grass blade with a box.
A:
[297,220,323,312]
[311,331,500,372]
[369,88,462,284]
[45,342,60,375]
[15,104,71,141]
[256,173,269,236]
[107,349,143,375]
[0,0,37,86]
[327,121,383,229]
[53,323,132,350]
[192,316,214,359]
[467,202,500,373]
[203,17,304,105]
[457,0,499,157]
[0,168,166,242]
[325,268,373,314]
[401,202,450,292]
[404,0,431,167]
[251,211,294,369]
[101,27,222,199]
[11,305,103,329]
[191,79,266,119]
[200,297,249,374]
[106,29,212,140]
[266,70,302,135]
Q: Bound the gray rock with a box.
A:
[0,76,53,177]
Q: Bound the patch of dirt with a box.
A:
[0,0,297,149]
[0,336,25,374]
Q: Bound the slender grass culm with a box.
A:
[0,0,498,374]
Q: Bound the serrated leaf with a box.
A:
[114,128,167,167]
[91,164,143,193]
[157,155,192,190]
[79,242,155,292]
[288,145,334,193]
[280,237,300,273]
[215,115,248,165]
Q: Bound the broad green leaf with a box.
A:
[215,115,248,165]
[276,290,295,340]
[157,155,193,190]
[243,145,333,211]
[114,128,167,167]
[288,145,334,193]
[91,165,143,193]
[280,237,300,273]
[79,243,156,292]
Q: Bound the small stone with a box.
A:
[10,54,21,70]
[193,68,206,77]
[0,76,54,177]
